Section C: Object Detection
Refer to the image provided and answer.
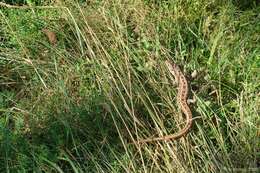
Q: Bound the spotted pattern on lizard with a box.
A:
[136,60,193,143]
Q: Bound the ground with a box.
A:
[0,0,259,172]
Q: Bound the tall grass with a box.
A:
[0,0,259,172]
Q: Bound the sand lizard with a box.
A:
[136,60,193,143]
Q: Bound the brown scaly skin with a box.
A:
[135,60,193,143]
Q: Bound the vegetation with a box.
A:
[0,0,259,172]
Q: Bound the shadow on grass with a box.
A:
[0,93,122,172]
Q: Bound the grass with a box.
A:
[0,0,259,172]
